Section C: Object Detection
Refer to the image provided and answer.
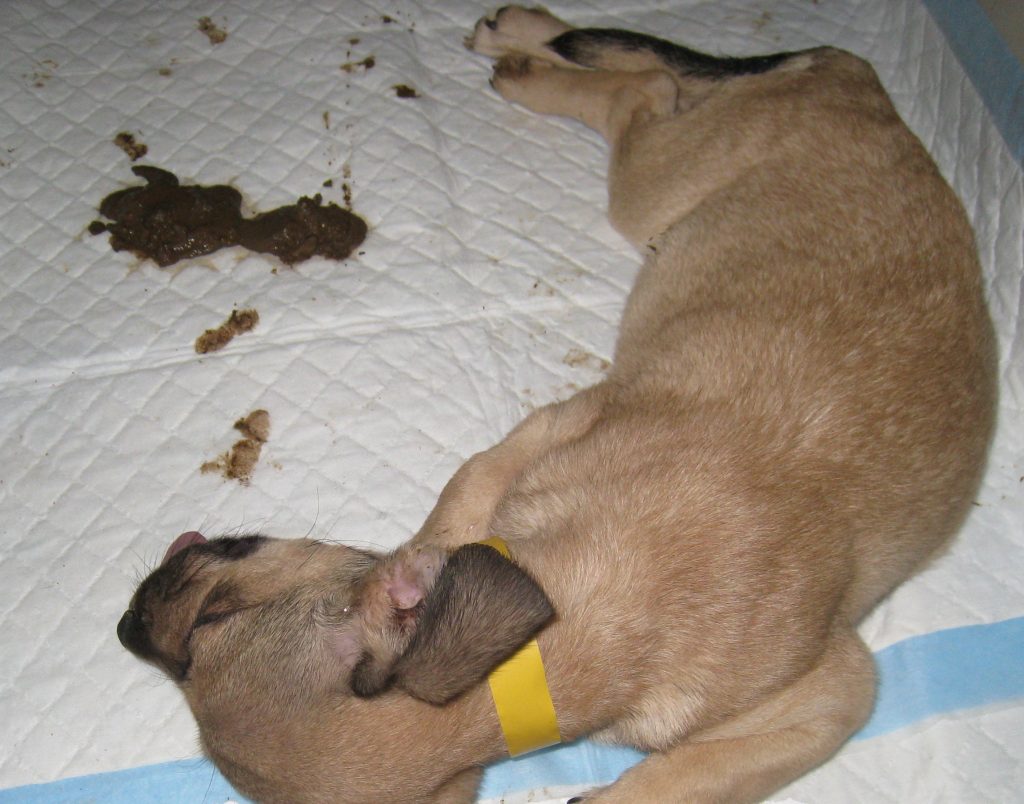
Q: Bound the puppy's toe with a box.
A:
[466,11,506,56]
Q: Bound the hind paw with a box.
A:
[466,6,572,58]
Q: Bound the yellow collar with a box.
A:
[477,536,562,756]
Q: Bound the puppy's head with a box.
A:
[118,533,552,801]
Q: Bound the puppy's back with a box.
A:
[609,47,996,617]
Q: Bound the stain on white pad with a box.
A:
[0,1,1020,803]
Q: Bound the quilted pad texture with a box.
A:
[0,0,1021,802]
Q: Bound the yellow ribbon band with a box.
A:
[478,536,562,757]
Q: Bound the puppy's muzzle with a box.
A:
[117,609,146,654]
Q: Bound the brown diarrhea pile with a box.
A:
[89,165,367,267]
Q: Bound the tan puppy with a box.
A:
[118,7,996,803]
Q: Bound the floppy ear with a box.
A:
[390,543,554,705]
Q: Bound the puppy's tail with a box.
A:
[546,28,798,80]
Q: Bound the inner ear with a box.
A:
[347,547,445,698]
[391,543,554,705]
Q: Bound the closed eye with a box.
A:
[185,609,235,655]
[183,581,248,659]
[193,609,234,630]
[180,604,252,680]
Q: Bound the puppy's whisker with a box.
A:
[302,487,321,541]
[202,761,217,804]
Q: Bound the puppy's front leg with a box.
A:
[580,631,875,803]
[428,767,483,804]
[414,384,609,549]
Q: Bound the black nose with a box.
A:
[117,609,139,650]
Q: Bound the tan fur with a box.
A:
[120,7,995,803]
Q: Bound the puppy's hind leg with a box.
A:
[489,55,678,145]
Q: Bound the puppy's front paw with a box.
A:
[466,6,572,58]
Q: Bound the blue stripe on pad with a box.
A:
[0,759,240,804]
[2,616,1022,803]
[922,0,1024,166]
[858,615,1024,739]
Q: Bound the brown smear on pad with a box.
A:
[201,409,270,483]
[114,132,148,161]
[198,16,227,45]
[340,55,375,73]
[393,84,419,98]
[195,308,259,354]
[89,166,368,267]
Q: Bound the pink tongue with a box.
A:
[162,531,207,565]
